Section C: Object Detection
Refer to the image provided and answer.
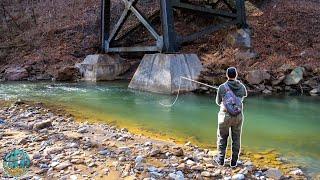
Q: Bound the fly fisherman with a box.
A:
[214,67,247,167]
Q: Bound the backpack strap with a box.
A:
[224,83,232,92]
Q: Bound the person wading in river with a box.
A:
[214,67,247,167]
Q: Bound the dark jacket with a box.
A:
[216,80,247,106]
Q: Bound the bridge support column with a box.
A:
[128,53,203,94]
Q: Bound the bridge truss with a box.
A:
[100,0,247,53]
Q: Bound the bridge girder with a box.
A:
[101,0,247,53]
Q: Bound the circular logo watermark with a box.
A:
[2,149,31,177]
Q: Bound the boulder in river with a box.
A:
[4,67,29,81]
[76,54,130,81]
[284,67,304,85]
[245,70,271,85]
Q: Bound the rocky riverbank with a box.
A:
[0,101,308,179]
[198,65,320,96]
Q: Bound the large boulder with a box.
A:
[4,67,29,81]
[272,75,285,86]
[226,28,252,49]
[76,54,130,81]
[284,67,304,85]
[55,66,79,81]
[245,70,271,85]
[310,86,320,96]
[129,53,203,94]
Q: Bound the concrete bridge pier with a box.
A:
[128,53,203,94]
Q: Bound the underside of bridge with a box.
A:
[100,0,247,54]
[97,0,248,93]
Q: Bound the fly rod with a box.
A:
[159,76,218,107]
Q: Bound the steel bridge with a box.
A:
[100,0,247,53]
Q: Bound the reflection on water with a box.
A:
[0,81,319,176]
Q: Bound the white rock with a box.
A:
[33,176,42,180]
[186,160,195,165]
[88,162,96,167]
[44,146,63,155]
[184,141,192,146]
[191,164,203,171]
[284,67,304,85]
[310,87,320,96]
[244,161,253,166]
[254,171,263,177]
[144,141,153,146]
[117,137,126,141]
[118,146,130,153]
[99,149,110,155]
[176,171,184,180]
[259,176,266,180]
[201,171,211,177]
[32,152,41,159]
[150,149,161,156]
[232,173,245,180]
[118,157,126,162]
[77,126,88,133]
[55,161,72,170]
[212,169,221,176]
[67,143,79,148]
[290,169,304,176]
[148,166,158,172]
[150,171,163,178]
[135,155,144,164]
[208,150,218,156]
[70,175,78,180]
[169,171,184,180]
[50,161,60,168]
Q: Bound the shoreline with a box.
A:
[0,100,308,179]
[0,78,319,98]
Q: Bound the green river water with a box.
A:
[0,81,319,176]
